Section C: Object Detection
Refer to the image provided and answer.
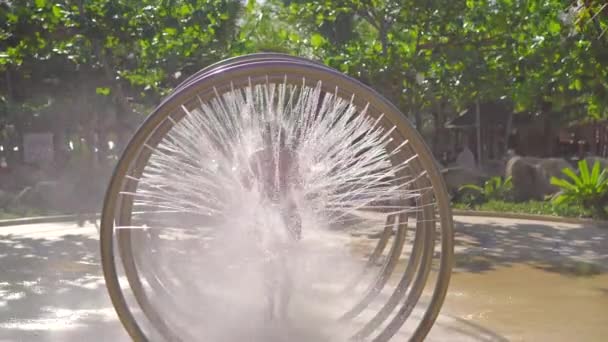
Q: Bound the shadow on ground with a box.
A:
[5,216,605,341]
[441,315,509,342]
[454,217,608,276]
[0,229,126,341]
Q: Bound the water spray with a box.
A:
[100,54,454,341]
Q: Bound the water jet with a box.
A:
[100,53,453,341]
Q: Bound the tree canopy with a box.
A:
[1,0,607,158]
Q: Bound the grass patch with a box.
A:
[0,207,65,220]
[0,210,20,220]
[452,200,590,218]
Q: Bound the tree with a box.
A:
[2,0,608,166]
[282,0,608,158]
[1,0,243,157]
[234,0,306,55]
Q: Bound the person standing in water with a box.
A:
[243,121,302,321]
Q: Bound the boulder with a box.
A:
[481,159,506,178]
[455,147,476,170]
[0,189,13,208]
[11,182,57,209]
[34,181,61,206]
[584,156,608,171]
[537,158,572,180]
[505,156,572,201]
[441,167,487,197]
[9,180,79,212]
[8,164,46,189]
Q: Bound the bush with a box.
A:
[550,160,608,219]
[459,176,513,205]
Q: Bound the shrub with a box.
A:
[459,176,513,204]
[550,160,608,219]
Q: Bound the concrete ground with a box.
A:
[0,216,606,341]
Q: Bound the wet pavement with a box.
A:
[444,216,608,342]
[0,223,126,341]
[0,216,606,341]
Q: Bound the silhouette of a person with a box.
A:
[247,122,302,240]
[243,122,302,321]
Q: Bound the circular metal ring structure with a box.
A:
[100,54,454,342]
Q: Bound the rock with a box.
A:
[505,156,572,201]
[441,167,487,197]
[537,158,572,181]
[455,147,476,171]
[481,159,506,178]
[0,189,13,208]
[506,157,541,201]
[9,181,78,212]
[8,164,46,189]
[11,182,56,209]
[34,181,61,206]
[584,156,608,170]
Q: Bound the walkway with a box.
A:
[0,216,606,341]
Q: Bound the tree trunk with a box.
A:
[431,108,439,155]
[504,111,513,157]
[542,110,553,157]
[77,0,134,152]
[92,40,133,120]
[475,100,482,166]
[414,110,423,132]
[5,68,13,108]
[94,42,136,153]
[431,100,447,159]
[592,121,599,155]
[379,24,389,57]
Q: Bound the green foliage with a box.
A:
[95,87,111,96]
[0,0,243,154]
[453,200,589,219]
[1,0,608,158]
[459,176,513,203]
[551,160,608,218]
[235,0,304,55]
[282,0,608,127]
[0,0,243,96]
